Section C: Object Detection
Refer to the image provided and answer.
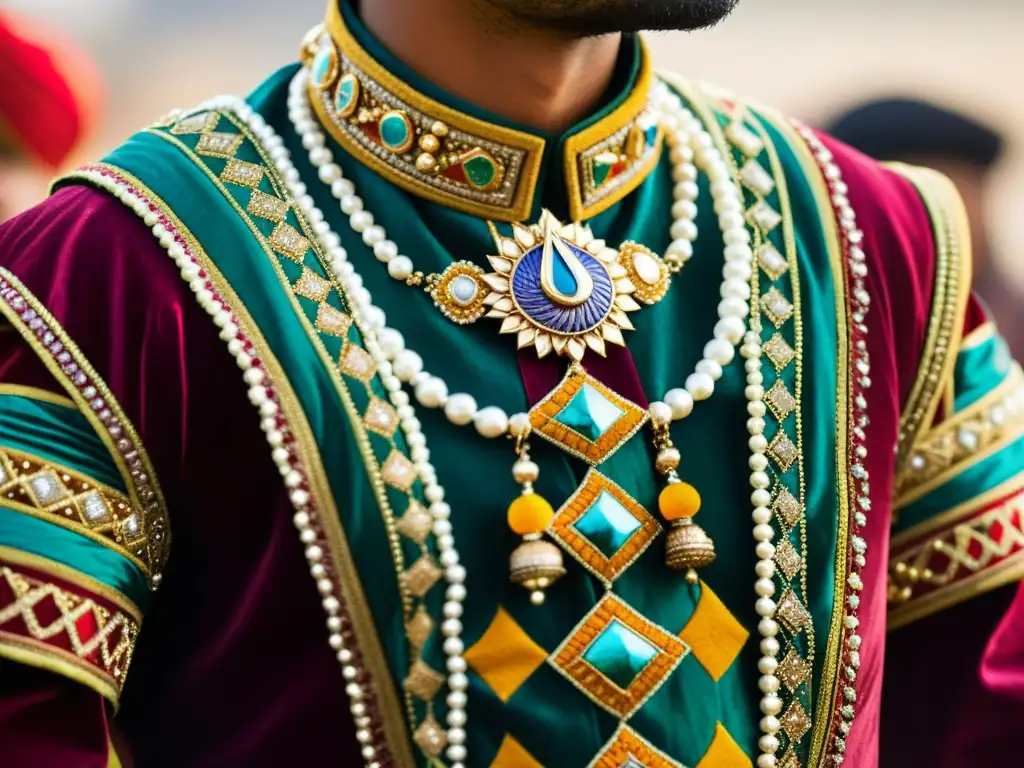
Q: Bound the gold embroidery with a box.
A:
[363,397,399,437]
[269,222,312,263]
[776,588,812,633]
[775,539,802,581]
[246,189,289,223]
[762,286,794,326]
[395,501,433,545]
[777,648,811,692]
[768,432,799,472]
[404,658,445,700]
[220,158,265,189]
[757,243,788,280]
[590,724,683,768]
[381,450,417,492]
[400,556,441,597]
[338,343,377,382]
[764,333,796,371]
[169,111,218,135]
[773,487,802,531]
[766,379,797,421]
[413,714,447,757]
[314,302,352,338]
[293,268,332,302]
[195,131,244,159]
[781,699,811,743]
[404,606,434,649]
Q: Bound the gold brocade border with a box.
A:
[67,167,417,767]
[0,383,76,408]
[757,111,851,768]
[894,365,1024,507]
[888,488,1024,629]
[0,270,170,580]
[888,164,973,470]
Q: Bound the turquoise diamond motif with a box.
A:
[582,618,659,690]
[553,383,624,442]
[572,490,642,559]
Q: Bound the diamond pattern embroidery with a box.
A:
[768,432,799,472]
[764,333,796,371]
[549,469,660,586]
[465,607,547,702]
[490,735,543,768]
[170,111,217,135]
[339,344,377,382]
[294,268,332,303]
[315,302,352,338]
[589,725,683,768]
[195,131,244,159]
[748,201,783,232]
[270,222,311,262]
[766,380,797,420]
[396,501,433,545]
[27,472,69,506]
[404,659,445,700]
[762,287,794,326]
[246,189,289,222]
[381,450,417,491]
[550,593,687,719]
[414,715,447,757]
[364,397,399,437]
[405,606,434,649]
[773,487,802,530]
[695,722,753,768]
[220,158,265,189]
[777,648,811,692]
[529,365,648,465]
[757,244,788,280]
[781,699,811,743]
[401,556,442,597]
[740,159,775,197]
[774,538,802,581]
[725,120,763,157]
[776,589,812,633]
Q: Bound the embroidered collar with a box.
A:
[303,1,663,222]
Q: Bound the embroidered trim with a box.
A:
[0,271,170,584]
[67,166,416,768]
[312,7,662,221]
[0,448,146,571]
[0,546,140,705]
[0,383,76,408]
[890,164,973,472]
[888,486,1024,629]
[896,365,1024,507]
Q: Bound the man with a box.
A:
[827,97,1022,359]
[0,1,1021,766]
[0,11,101,221]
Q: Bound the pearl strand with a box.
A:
[206,96,471,768]
[75,167,390,766]
[290,67,753,437]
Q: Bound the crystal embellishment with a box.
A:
[404,659,445,700]
[220,158,265,189]
[726,120,764,158]
[413,715,447,757]
[773,487,802,530]
[762,287,794,326]
[81,492,111,524]
[294,269,332,302]
[757,244,789,280]
[781,699,812,743]
[550,593,687,718]
[315,302,352,338]
[381,450,417,492]
[246,189,289,222]
[396,502,433,544]
[764,333,796,371]
[768,432,799,472]
[29,472,68,505]
[777,648,811,692]
[774,538,802,581]
[339,344,377,382]
[196,131,244,159]
[364,397,399,437]
[550,470,660,586]
[530,364,648,465]
[766,379,798,420]
[401,555,442,597]
[776,589,812,633]
[740,159,776,197]
[270,222,311,262]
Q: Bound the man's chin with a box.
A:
[500,0,740,36]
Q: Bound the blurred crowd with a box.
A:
[0,7,1019,353]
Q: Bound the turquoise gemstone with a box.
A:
[645,125,659,146]
[311,46,335,87]
[573,490,641,559]
[335,76,356,114]
[380,112,411,151]
[554,383,624,442]
[462,154,497,188]
[582,619,658,690]
[551,241,578,296]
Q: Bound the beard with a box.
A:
[481,0,740,35]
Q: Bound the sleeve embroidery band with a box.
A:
[888,165,1024,630]
[0,269,169,705]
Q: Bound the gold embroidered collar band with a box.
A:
[301,2,663,222]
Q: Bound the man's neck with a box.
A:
[359,0,622,134]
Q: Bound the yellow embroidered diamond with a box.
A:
[777,648,811,692]
[364,398,399,437]
[773,487,802,530]
[246,189,289,222]
[413,714,447,757]
[339,344,377,382]
[764,333,796,371]
[762,286,794,326]
[776,588,812,633]
[405,605,435,650]
[774,538,802,581]
[221,158,265,189]
[396,501,433,545]
[589,724,683,768]
[404,658,446,700]
[196,131,244,159]
[270,221,312,262]
[315,302,352,338]
[401,555,442,597]
[381,449,417,491]
[170,111,218,135]
[695,722,752,768]
[768,432,799,472]
[748,201,783,232]
[26,471,70,506]
[678,583,749,682]
[465,607,547,702]
[781,699,811,743]
[490,735,543,768]
[766,379,798,420]
[550,469,660,587]
[550,593,687,719]
[530,364,648,466]
[756,243,788,280]
[294,268,332,303]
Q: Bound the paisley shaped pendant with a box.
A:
[482,211,659,361]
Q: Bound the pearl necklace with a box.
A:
[288,67,754,442]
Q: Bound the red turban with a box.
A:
[0,12,102,169]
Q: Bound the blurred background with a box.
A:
[1,0,1021,331]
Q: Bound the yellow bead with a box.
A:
[658,482,701,521]
[507,493,555,535]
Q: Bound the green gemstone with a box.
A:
[592,160,613,188]
[335,76,356,113]
[554,383,624,442]
[379,112,411,151]
[463,154,497,188]
[572,490,641,559]
[582,619,658,690]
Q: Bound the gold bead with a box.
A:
[665,518,716,572]
[510,538,565,595]
[419,134,441,153]
[431,120,450,137]
[655,447,681,473]
[415,153,437,172]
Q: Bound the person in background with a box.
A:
[0,11,101,221]
[827,98,1021,358]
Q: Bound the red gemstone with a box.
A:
[443,164,468,185]
[609,161,627,178]
[197,269,207,279]
[250,357,262,368]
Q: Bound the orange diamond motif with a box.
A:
[465,607,547,702]
[678,582,749,682]
[695,722,753,768]
[590,724,682,768]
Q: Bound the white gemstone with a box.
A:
[631,249,662,285]
[448,276,479,307]
[82,492,110,522]
[957,429,979,451]
[30,473,66,504]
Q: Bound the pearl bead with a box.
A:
[758,735,779,754]
[392,350,423,381]
[508,412,531,437]
[752,506,772,525]
[685,372,714,400]
[761,695,782,716]
[512,459,540,483]
[350,210,374,233]
[664,388,694,419]
[714,316,746,344]
[415,377,448,407]
[759,618,779,637]
[696,359,723,381]
[704,338,735,366]
[755,597,776,616]
[718,297,749,318]
[757,755,777,768]
[758,657,778,675]
[474,406,509,438]
[755,578,775,597]
[751,489,772,507]
[759,674,780,693]
[761,637,780,656]
[386,256,413,280]
[750,471,770,490]
[444,394,477,426]
[649,401,673,426]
